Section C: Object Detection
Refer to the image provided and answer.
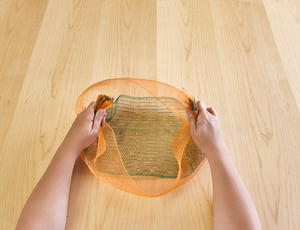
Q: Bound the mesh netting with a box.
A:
[75,78,206,197]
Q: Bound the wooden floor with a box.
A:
[1,0,300,229]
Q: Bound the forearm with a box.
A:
[208,146,261,230]
[16,143,78,230]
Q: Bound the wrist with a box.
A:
[204,142,229,162]
[58,141,82,160]
[62,133,85,153]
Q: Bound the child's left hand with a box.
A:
[62,101,106,156]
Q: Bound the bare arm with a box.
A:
[187,101,261,230]
[16,102,106,230]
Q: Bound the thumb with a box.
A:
[92,109,106,134]
[186,110,196,130]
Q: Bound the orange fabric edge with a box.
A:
[75,78,206,197]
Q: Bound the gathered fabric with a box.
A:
[75,78,206,197]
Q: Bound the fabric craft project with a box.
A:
[75,78,206,197]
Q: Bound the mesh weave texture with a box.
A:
[76,78,206,197]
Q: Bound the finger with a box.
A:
[196,101,208,125]
[100,111,106,127]
[83,102,96,121]
[100,117,106,127]
[78,106,87,115]
[207,107,217,116]
[86,101,96,112]
[92,109,105,133]
[186,110,196,130]
[196,101,206,114]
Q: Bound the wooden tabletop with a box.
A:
[0,0,299,229]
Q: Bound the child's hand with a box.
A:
[62,101,106,156]
[187,100,226,157]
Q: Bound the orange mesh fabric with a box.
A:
[75,78,206,197]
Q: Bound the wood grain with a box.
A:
[0,0,299,229]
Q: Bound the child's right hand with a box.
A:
[187,100,226,158]
[62,101,106,157]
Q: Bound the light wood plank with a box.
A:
[263,0,300,111]
[0,0,49,148]
[67,1,158,229]
[0,0,107,228]
[209,1,300,229]
[0,0,300,229]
